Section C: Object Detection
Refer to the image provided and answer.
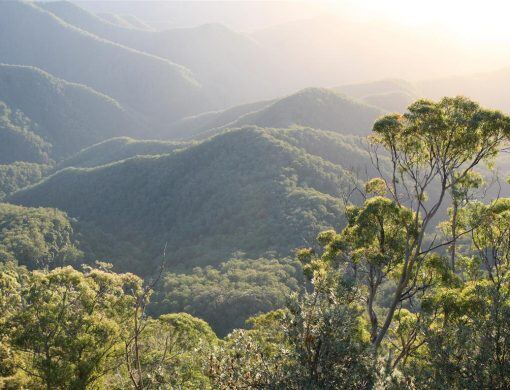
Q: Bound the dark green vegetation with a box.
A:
[10,127,369,272]
[156,257,304,336]
[0,203,82,269]
[56,137,191,169]
[0,163,49,200]
[0,101,51,165]
[3,97,510,389]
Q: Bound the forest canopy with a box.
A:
[3,97,510,389]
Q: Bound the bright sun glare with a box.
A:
[324,0,510,44]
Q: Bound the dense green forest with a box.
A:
[9,127,363,272]
[0,101,51,165]
[3,97,510,389]
[56,137,192,169]
[0,163,49,200]
[2,1,510,388]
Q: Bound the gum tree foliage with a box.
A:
[0,203,83,269]
[406,198,510,389]
[158,257,304,336]
[5,264,143,389]
[298,97,510,370]
[113,313,218,389]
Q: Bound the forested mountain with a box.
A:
[167,99,276,139]
[0,64,144,160]
[171,88,384,140]
[9,127,369,272]
[38,0,284,106]
[223,88,383,135]
[0,101,51,165]
[0,0,206,127]
[57,137,192,169]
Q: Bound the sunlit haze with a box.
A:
[324,0,510,44]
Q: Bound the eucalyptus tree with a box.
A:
[7,264,141,390]
[298,97,510,370]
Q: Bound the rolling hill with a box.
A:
[230,88,383,134]
[166,99,276,139]
[57,137,192,169]
[193,88,384,139]
[9,127,371,273]
[167,88,384,140]
[0,0,206,126]
[0,64,145,160]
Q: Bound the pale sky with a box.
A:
[320,0,510,44]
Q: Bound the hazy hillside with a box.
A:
[333,79,418,112]
[9,127,369,271]
[251,15,495,88]
[167,99,275,139]
[76,0,320,32]
[0,64,146,159]
[419,68,510,113]
[0,1,206,126]
[171,88,383,140]
[225,88,383,136]
[39,1,285,107]
[333,72,510,114]
[58,137,192,169]
[97,12,153,30]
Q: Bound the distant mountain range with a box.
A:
[0,0,206,128]
[38,0,286,107]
